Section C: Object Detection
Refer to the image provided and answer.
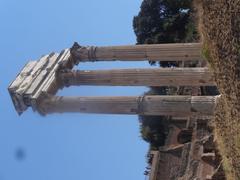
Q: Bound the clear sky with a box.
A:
[0,0,157,179]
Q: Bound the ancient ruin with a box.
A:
[8,42,224,179]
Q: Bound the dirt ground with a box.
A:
[196,0,240,179]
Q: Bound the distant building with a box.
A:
[147,118,225,180]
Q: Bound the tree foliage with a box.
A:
[139,115,169,148]
[133,0,198,45]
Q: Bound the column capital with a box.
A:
[70,42,97,63]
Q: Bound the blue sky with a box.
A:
[0,0,156,179]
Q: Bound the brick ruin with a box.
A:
[146,117,226,180]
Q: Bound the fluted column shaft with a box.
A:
[38,95,218,116]
[59,67,214,87]
[70,42,202,62]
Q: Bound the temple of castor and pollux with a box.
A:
[9,42,225,180]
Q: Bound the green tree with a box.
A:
[139,115,168,148]
[133,0,198,45]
